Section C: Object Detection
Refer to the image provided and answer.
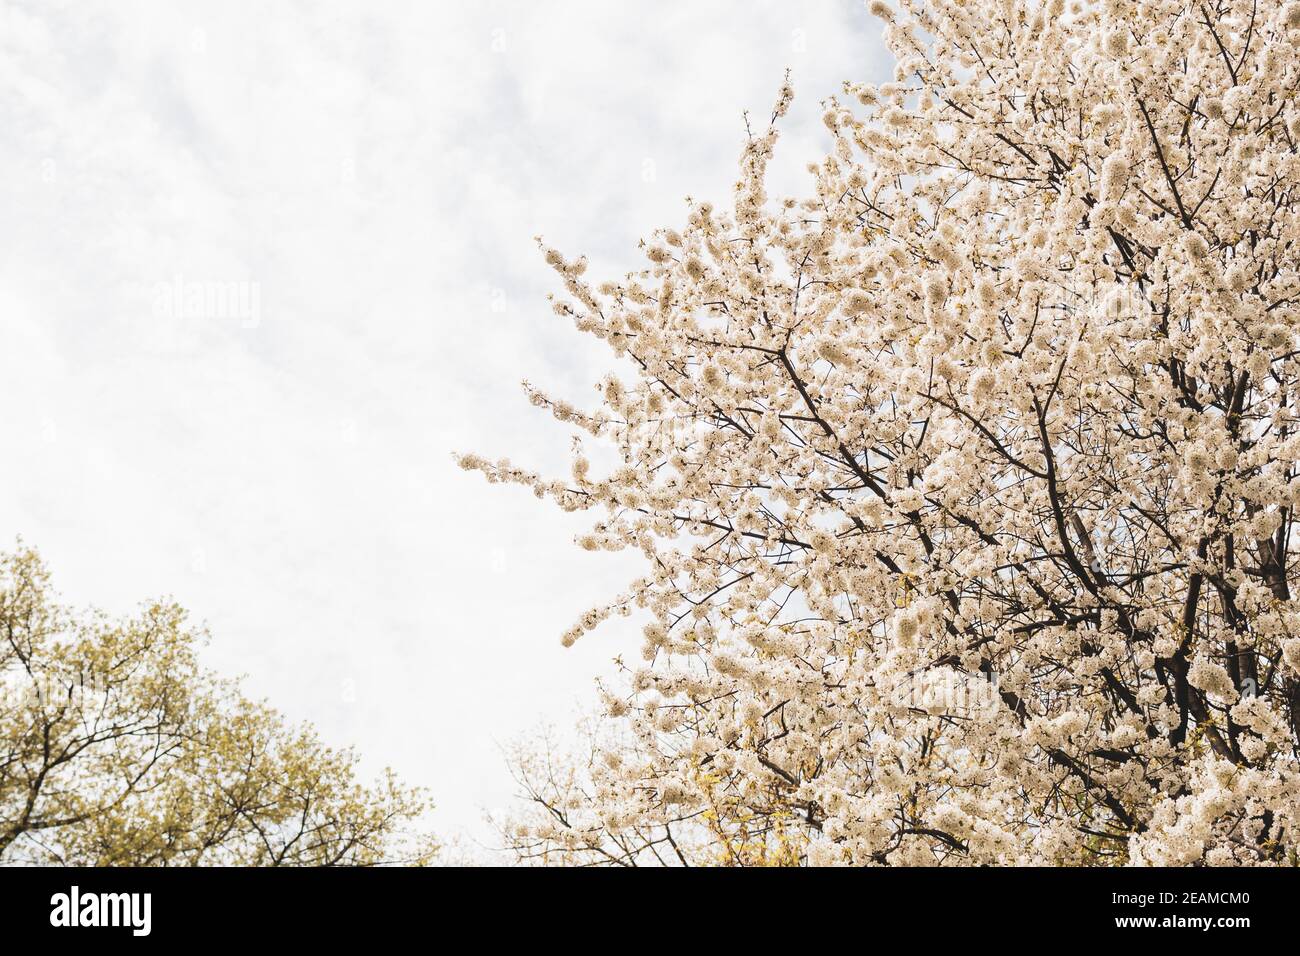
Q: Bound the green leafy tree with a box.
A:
[0,546,435,866]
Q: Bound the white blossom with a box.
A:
[482,0,1300,867]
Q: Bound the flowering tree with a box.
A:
[464,0,1300,865]
[0,548,436,865]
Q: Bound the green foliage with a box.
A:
[0,546,435,866]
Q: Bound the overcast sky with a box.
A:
[0,0,887,854]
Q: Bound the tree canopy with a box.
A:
[0,547,434,866]
[467,0,1300,865]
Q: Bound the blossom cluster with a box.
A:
[466,0,1300,865]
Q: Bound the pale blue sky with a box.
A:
[0,0,887,853]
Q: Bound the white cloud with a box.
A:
[0,0,887,853]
